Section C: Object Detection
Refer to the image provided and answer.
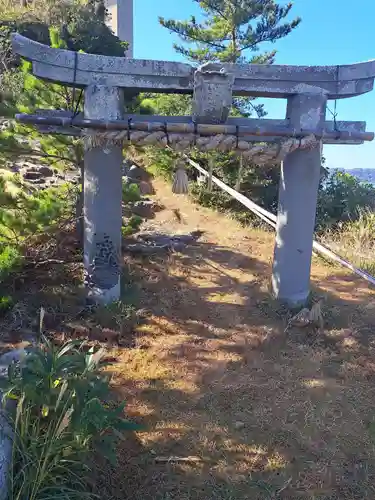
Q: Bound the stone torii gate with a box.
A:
[11,34,375,306]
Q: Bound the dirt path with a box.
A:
[96,180,375,500]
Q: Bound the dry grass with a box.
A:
[2,179,375,499]
[92,180,375,500]
[320,208,375,276]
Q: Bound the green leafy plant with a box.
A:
[0,245,22,282]
[1,336,140,499]
[122,181,142,204]
[0,294,14,314]
[122,215,143,237]
[0,176,77,286]
[316,170,375,231]
[121,182,143,236]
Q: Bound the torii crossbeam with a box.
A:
[11,33,375,305]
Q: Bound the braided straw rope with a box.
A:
[84,130,319,166]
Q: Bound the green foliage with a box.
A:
[122,181,142,204]
[190,182,265,227]
[60,2,128,56]
[0,19,49,72]
[160,0,301,64]
[122,214,143,237]
[0,0,127,71]
[0,294,14,314]
[0,0,128,172]
[0,176,76,246]
[140,93,192,116]
[1,336,140,499]
[92,300,137,330]
[316,170,375,231]
[0,175,76,286]
[0,34,84,171]
[153,0,301,215]
[145,147,177,181]
[0,245,22,282]
[122,182,143,236]
[160,0,300,117]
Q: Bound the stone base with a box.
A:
[87,281,121,305]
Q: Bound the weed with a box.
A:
[0,246,22,282]
[0,294,13,314]
[320,207,375,273]
[122,181,141,204]
[0,336,140,500]
[92,300,137,331]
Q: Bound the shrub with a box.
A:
[1,336,139,499]
[0,294,13,314]
[122,181,141,204]
[316,170,375,231]
[0,175,77,289]
[122,182,143,237]
[122,215,143,237]
[0,245,22,282]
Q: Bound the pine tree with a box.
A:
[160,0,300,117]
[160,0,300,65]
[0,29,84,172]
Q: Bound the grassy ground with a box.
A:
[1,179,375,499]
[319,209,375,276]
[94,180,375,500]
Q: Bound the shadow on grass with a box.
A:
[91,234,375,500]
[1,223,375,499]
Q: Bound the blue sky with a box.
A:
[133,0,375,170]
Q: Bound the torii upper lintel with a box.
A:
[12,33,375,99]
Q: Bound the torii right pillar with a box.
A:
[272,92,327,306]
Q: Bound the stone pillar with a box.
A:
[118,0,134,57]
[84,85,124,304]
[272,92,327,306]
[105,0,134,57]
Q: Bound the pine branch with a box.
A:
[159,18,227,50]
[198,0,229,21]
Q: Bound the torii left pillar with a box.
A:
[84,85,124,303]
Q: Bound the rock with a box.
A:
[128,165,152,182]
[139,180,155,195]
[21,169,42,180]
[0,347,30,500]
[28,178,46,185]
[0,348,28,377]
[124,243,170,256]
[38,166,54,177]
[123,175,140,186]
[234,421,245,430]
[123,231,204,255]
[130,200,157,218]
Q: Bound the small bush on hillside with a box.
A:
[122,181,143,236]
[1,336,139,499]
[0,294,13,314]
[145,147,176,180]
[0,176,77,286]
[122,181,141,204]
[0,245,22,282]
[316,170,375,231]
